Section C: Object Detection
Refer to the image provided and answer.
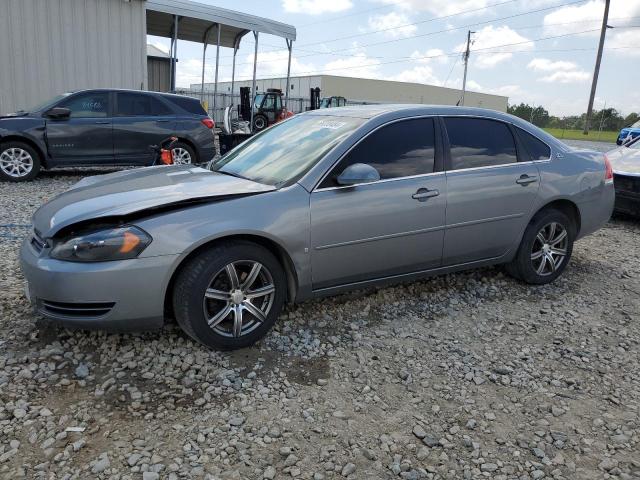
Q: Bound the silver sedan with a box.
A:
[21,105,614,349]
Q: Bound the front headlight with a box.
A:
[50,225,152,262]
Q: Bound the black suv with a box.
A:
[0,89,215,181]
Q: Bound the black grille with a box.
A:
[30,232,47,253]
[41,300,115,318]
[614,174,640,194]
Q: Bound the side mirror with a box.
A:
[336,163,380,186]
[45,107,71,119]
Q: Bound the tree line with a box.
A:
[507,103,640,131]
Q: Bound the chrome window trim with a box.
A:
[445,159,550,175]
[312,115,439,192]
[315,171,445,192]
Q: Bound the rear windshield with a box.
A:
[164,96,207,115]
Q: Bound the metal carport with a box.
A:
[145,0,296,130]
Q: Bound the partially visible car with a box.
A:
[616,120,640,145]
[0,89,215,181]
[607,136,640,216]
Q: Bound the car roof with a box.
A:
[65,88,199,101]
[304,104,512,120]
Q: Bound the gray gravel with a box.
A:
[1,172,639,479]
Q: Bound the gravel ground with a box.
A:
[1,171,639,480]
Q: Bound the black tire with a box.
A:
[0,141,41,182]
[616,139,622,146]
[172,241,286,350]
[253,115,268,132]
[505,209,575,285]
[171,141,198,165]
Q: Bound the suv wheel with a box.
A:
[506,209,574,284]
[0,141,41,181]
[173,241,286,350]
[171,142,197,164]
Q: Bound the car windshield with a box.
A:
[22,93,71,113]
[211,115,364,186]
[627,137,640,150]
[632,120,640,128]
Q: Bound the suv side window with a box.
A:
[275,95,282,111]
[59,92,109,118]
[319,118,436,189]
[515,127,551,161]
[263,95,276,110]
[444,117,517,170]
[116,93,152,116]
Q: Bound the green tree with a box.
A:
[507,103,550,127]
[623,112,639,127]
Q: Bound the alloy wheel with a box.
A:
[172,147,192,164]
[202,260,276,338]
[530,222,568,276]
[0,148,33,178]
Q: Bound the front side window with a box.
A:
[445,117,517,170]
[516,127,551,161]
[212,115,364,187]
[59,92,109,118]
[319,118,436,188]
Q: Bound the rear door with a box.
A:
[442,116,541,265]
[112,92,176,165]
[310,117,446,290]
[46,91,113,165]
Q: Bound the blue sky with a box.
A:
[148,0,640,117]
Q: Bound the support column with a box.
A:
[284,39,293,111]
[213,24,221,116]
[201,24,215,97]
[170,15,179,92]
[250,31,259,133]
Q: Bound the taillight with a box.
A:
[604,154,614,184]
[201,118,214,129]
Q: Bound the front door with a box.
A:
[310,117,446,290]
[46,91,113,165]
[442,117,540,265]
[112,92,177,165]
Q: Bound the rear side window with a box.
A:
[444,117,517,170]
[516,127,551,161]
[320,118,436,188]
[164,96,207,115]
[116,93,172,116]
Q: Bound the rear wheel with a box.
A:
[506,209,574,284]
[0,141,41,181]
[171,142,197,165]
[172,241,286,350]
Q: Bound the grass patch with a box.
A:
[543,128,618,143]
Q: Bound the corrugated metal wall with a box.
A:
[0,0,147,114]
[148,58,171,92]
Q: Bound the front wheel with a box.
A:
[172,241,286,350]
[505,209,574,284]
[253,115,268,132]
[0,141,41,181]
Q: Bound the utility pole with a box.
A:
[583,0,611,134]
[460,30,474,106]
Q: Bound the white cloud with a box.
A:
[322,52,382,78]
[539,71,590,83]
[380,0,489,17]
[456,25,534,69]
[526,57,590,84]
[239,50,317,80]
[465,80,523,97]
[368,12,417,38]
[608,30,640,56]
[543,0,640,36]
[410,48,448,64]
[282,0,353,14]
[391,65,441,85]
[527,58,578,72]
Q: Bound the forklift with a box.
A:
[309,87,347,110]
[218,87,293,155]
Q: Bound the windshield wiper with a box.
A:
[215,169,249,181]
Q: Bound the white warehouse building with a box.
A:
[193,74,508,112]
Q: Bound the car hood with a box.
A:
[33,165,276,237]
[607,146,640,176]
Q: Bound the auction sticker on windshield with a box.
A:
[317,120,347,130]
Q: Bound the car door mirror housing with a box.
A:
[45,107,71,119]
[336,163,380,186]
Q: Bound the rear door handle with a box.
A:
[94,120,110,124]
[412,188,439,201]
[516,174,538,186]
[156,119,171,123]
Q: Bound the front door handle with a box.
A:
[412,188,439,201]
[156,119,171,123]
[95,120,110,125]
[516,174,538,186]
